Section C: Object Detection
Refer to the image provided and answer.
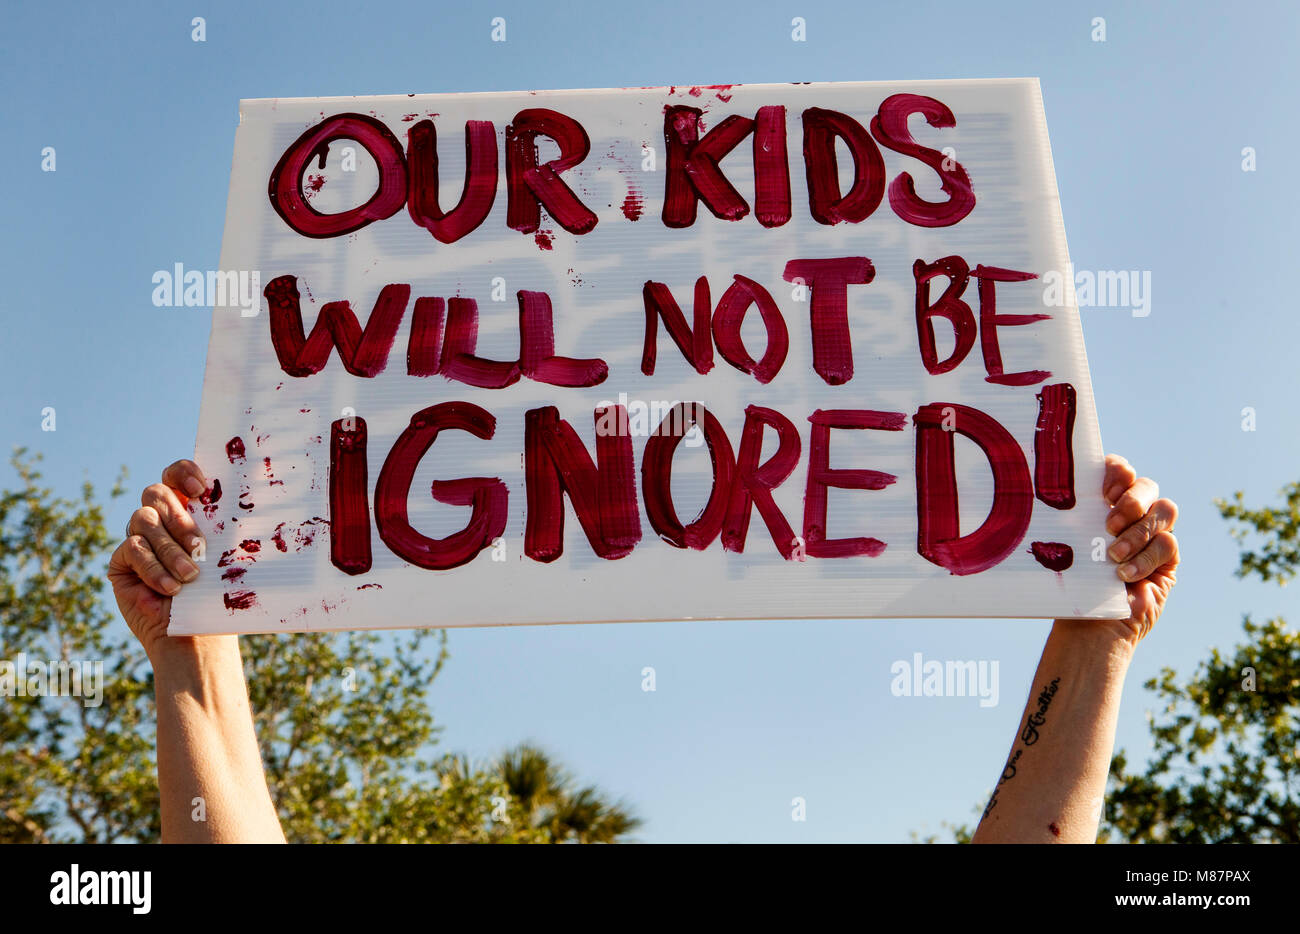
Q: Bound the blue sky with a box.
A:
[2,0,1296,841]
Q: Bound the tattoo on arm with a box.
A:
[981,677,1061,820]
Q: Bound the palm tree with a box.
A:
[497,744,641,843]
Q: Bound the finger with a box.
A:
[1106,476,1159,535]
[161,459,208,499]
[1103,454,1137,505]
[1117,530,1179,583]
[128,506,200,584]
[1108,497,1178,563]
[142,483,205,558]
[120,533,183,596]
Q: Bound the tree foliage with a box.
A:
[1100,487,1300,842]
[926,481,1300,844]
[0,452,639,843]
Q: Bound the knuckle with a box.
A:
[1117,491,1141,515]
[171,506,198,529]
[166,459,198,481]
[134,505,161,529]
[141,483,169,507]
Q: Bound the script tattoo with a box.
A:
[1020,677,1060,746]
[981,677,1062,820]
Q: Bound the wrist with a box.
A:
[1050,617,1138,668]
[149,634,243,691]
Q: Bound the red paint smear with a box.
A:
[621,192,643,221]
[1030,541,1074,572]
[306,174,326,196]
[226,437,246,464]
[401,113,419,122]
[199,478,223,518]
[256,433,270,446]
[240,539,262,553]
[223,590,258,611]
[221,567,247,582]
[294,517,329,550]
[264,456,284,486]
[217,547,254,567]
[534,230,554,250]
[272,523,288,552]
[238,501,255,511]
[356,583,382,590]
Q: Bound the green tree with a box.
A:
[0,451,639,843]
[1099,484,1300,843]
[923,481,1300,844]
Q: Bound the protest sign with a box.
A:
[169,78,1129,635]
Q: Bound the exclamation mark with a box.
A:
[1030,382,1077,572]
[1034,382,1077,508]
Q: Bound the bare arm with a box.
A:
[108,459,285,843]
[972,454,1179,844]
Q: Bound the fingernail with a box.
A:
[177,558,200,581]
[161,575,182,594]
[1119,563,1138,581]
[1109,540,1131,561]
[184,477,205,497]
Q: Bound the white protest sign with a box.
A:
[170,78,1129,636]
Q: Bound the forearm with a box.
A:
[971,619,1135,843]
[151,635,285,843]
